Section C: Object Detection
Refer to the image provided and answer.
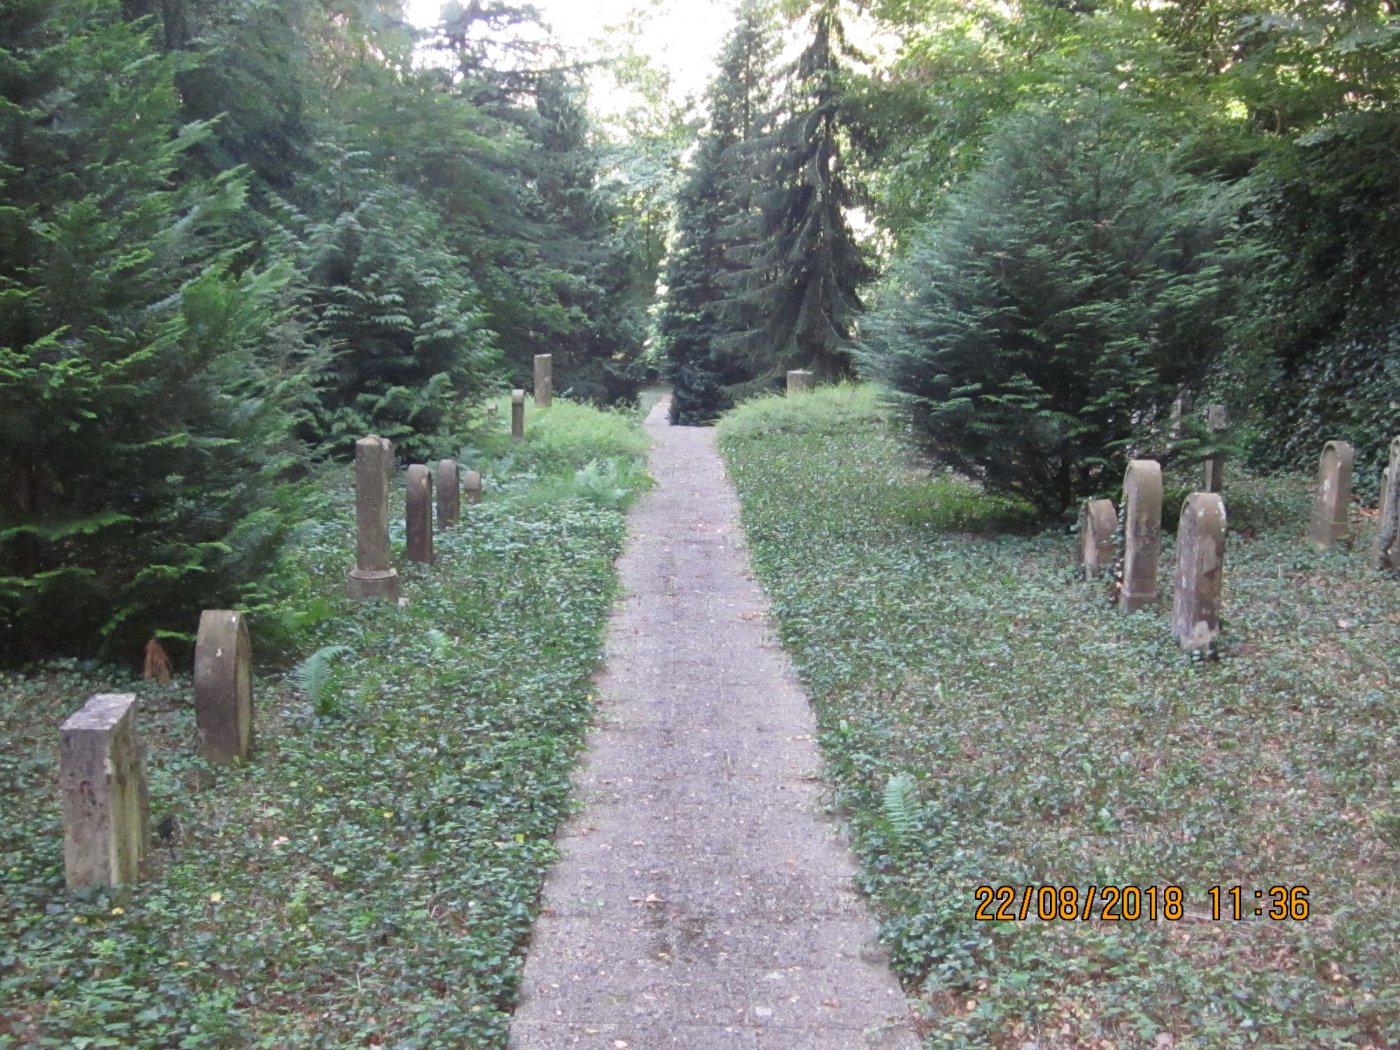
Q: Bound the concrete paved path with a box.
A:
[508,398,921,1050]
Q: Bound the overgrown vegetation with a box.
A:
[0,400,648,1048]
[719,386,1400,1049]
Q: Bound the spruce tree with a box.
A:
[658,0,776,424]
[725,0,873,383]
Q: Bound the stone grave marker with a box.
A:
[348,436,400,601]
[786,370,815,395]
[1120,459,1163,613]
[61,693,150,889]
[437,459,461,529]
[1203,404,1228,493]
[1079,498,1117,581]
[406,464,433,564]
[1378,437,1400,570]
[465,469,483,505]
[1172,493,1227,652]
[194,611,253,765]
[1307,440,1353,548]
[534,354,553,408]
[511,389,525,440]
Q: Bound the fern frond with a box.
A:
[292,644,354,709]
[882,772,919,842]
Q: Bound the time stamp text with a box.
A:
[974,884,1310,922]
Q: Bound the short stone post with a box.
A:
[786,370,815,395]
[437,459,461,529]
[194,611,253,765]
[534,354,553,408]
[1120,459,1163,613]
[1307,440,1353,548]
[1377,437,1400,570]
[406,464,433,564]
[464,469,483,505]
[1203,404,1228,493]
[511,390,525,441]
[1078,498,1117,581]
[348,436,400,602]
[1172,493,1227,652]
[60,693,150,889]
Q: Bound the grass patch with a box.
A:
[718,384,1400,1050]
[0,399,647,1049]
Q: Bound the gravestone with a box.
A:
[465,470,483,505]
[511,390,525,440]
[786,370,814,395]
[1120,459,1163,613]
[61,693,150,889]
[1307,440,1353,548]
[1378,437,1400,570]
[194,611,253,765]
[1078,498,1117,581]
[406,464,433,564]
[1172,493,1227,652]
[534,354,553,408]
[437,459,461,529]
[1203,404,1228,493]
[348,436,400,601]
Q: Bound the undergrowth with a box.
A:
[0,398,647,1049]
[718,383,1400,1050]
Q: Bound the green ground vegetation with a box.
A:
[718,384,1400,1050]
[0,400,648,1049]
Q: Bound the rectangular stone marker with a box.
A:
[786,369,814,395]
[511,389,525,440]
[534,354,553,408]
[194,611,253,765]
[437,459,461,529]
[464,469,483,505]
[1173,492,1227,652]
[1079,498,1117,581]
[406,463,433,564]
[1377,437,1400,570]
[1308,440,1353,548]
[1203,404,1228,493]
[1120,459,1163,613]
[61,693,150,889]
[348,436,400,601]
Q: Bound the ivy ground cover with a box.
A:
[0,398,648,1049]
[717,385,1400,1050]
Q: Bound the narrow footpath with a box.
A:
[507,397,920,1050]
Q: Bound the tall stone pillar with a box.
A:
[406,464,433,564]
[194,611,253,764]
[512,390,526,441]
[437,459,461,529]
[1377,437,1400,570]
[348,436,400,601]
[1203,404,1228,493]
[534,354,553,408]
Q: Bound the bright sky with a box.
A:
[405,0,735,105]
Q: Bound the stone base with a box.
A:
[348,568,400,602]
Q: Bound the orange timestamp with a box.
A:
[974,884,1311,922]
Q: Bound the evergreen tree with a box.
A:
[658,0,776,424]
[725,0,874,384]
[0,0,299,661]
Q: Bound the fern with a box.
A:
[882,772,920,843]
[292,644,354,715]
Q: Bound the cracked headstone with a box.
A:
[1172,492,1227,652]
[1307,440,1353,548]
[1120,459,1163,613]
[348,436,400,601]
[61,693,150,889]
[194,611,253,765]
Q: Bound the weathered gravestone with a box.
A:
[786,370,815,395]
[511,390,525,440]
[1079,499,1117,581]
[534,354,553,408]
[1203,404,1228,493]
[437,459,461,530]
[1307,440,1353,548]
[1378,438,1400,570]
[1172,493,1227,652]
[406,464,433,564]
[1120,459,1163,613]
[194,611,253,764]
[348,436,400,601]
[464,469,483,505]
[61,693,150,889]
